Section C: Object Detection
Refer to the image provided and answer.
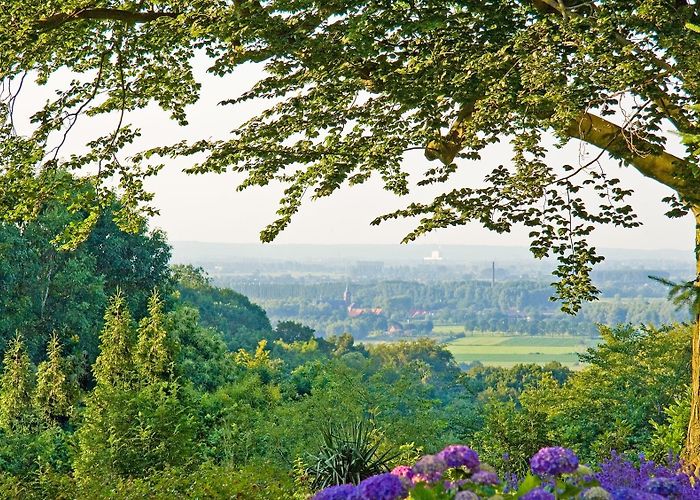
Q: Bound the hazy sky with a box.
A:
[15,60,697,252]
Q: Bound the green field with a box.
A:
[445,335,599,368]
[432,324,466,335]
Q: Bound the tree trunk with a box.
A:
[684,205,700,474]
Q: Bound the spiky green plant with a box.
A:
[306,418,399,490]
[34,333,76,426]
[93,291,136,388]
[134,290,176,385]
[0,335,35,432]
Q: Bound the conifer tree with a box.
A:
[34,333,76,426]
[0,335,35,432]
[76,292,195,481]
[134,290,175,384]
[93,291,136,388]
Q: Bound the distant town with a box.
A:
[172,242,691,344]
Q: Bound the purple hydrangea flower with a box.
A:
[412,455,448,483]
[521,487,555,500]
[437,445,480,470]
[611,487,664,500]
[312,484,357,500]
[470,470,500,486]
[455,492,479,500]
[354,473,407,500]
[503,471,520,493]
[596,452,700,498]
[530,447,579,476]
[443,479,468,491]
[643,477,682,498]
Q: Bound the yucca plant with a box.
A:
[306,418,399,490]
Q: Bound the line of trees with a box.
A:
[227,280,687,338]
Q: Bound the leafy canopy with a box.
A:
[2,1,700,310]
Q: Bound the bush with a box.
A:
[646,391,690,462]
[0,427,71,478]
[78,462,297,499]
[74,383,199,482]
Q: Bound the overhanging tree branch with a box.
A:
[565,111,693,199]
[427,106,696,201]
[424,101,476,164]
[37,8,179,30]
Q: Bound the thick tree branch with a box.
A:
[424,101,476,163]
[37,8,178,30]
[425,91,692,203]
[565,112,694,198]
[428,107,697,202]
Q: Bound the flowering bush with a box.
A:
[529,448,579,476]
[520,488,555,500]
[312,484,359,500]
[596,452,700,499]
[311,445,700,499]
[412,455,448,483]
[353,473,407,500]
[438,446,480,470]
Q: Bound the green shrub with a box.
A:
[646,390,690,462]
[77,462,297,499]
[74,383,200,482]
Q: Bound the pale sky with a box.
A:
[13,60,697,252]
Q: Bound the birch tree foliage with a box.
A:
[2,1,700,311]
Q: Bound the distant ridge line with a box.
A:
[171,241,692,264]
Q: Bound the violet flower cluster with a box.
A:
[412,454,448,483]
[354,473,406,500]
[530,447,579,476]
[312,444,483,500]
[311,444,700,499]
[437,445,481,470]
[521,488,556,500]
[596,452,700,500]
[311,474,405,500]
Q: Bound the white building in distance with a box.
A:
[424,250,443,261]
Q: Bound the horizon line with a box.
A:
[170,240,692,252]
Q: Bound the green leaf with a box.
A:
[517,474,542,495]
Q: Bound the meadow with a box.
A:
[445,335,600,368]
[431,324,468,335]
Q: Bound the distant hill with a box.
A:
[171,241,692,267]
